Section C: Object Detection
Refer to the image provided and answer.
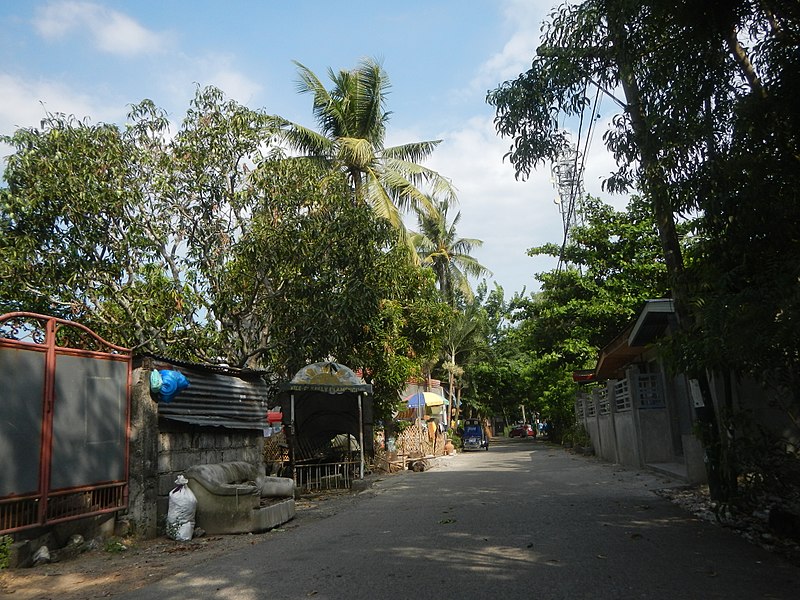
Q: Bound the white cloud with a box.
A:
[156,53,263,114]
[395,117,627,296]
[34,1,169,57]
[470,0,552,93]
[393,115,563,295]
[195,58,262,107]
[0,72,121,130]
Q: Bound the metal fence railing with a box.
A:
[294,461,360,493]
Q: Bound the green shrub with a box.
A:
[104,537,128,553]
[563,423,591,448]
[0,534,12,569]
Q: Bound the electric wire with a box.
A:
[555,83,602,273]
[556,84,588,273]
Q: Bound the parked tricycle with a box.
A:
[461,418,489,451]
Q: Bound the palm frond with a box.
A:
[451,239,485,255]
[353,58,390,143]
[381,155,457,203]
[276,120,335,159]
[382,140,442,163]
[337,137,376,171]
[293,61,333,110]
[363,168,403,228]
[377,169,437,216]
[452,253,492,279]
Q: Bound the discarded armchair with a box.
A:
[184,461,296,535]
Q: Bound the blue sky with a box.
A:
[0,0,620,297]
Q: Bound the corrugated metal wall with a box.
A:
[137,355,271,430]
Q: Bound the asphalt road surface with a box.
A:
[119,438,799,599]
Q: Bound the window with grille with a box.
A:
[586,395,597,417]
[575,395,586,419]
[637,373,664,408]
[598,386,611,415]
[615,379,632,411]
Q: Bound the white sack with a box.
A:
[167,475,197,541]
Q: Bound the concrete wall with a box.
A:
[579,365,709,483]
[126,367,160,538]
[597,414,618,463]
[613,412,640,467]
[155,423,264,528]
[638,408,673,463]
[584,417,600,452]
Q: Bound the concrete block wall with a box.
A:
[614,413,640,467]
[155,426,264,524]
[126,367,160,538]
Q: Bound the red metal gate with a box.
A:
[0,312,131,534]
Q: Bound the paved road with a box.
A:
[121,438,798,599]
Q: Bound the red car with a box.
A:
[509,423,535,438]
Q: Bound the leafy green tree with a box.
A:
[0,88,286,362]
[351,268,453,421]
[0,105,194,352]
[486,0,800,497]
[411,197,492,304]
[274,58,456,231]
[457,284,531,429]
[439,301,490,423]
[521,196,668,357]
[157,86,282,363]
[487,0,799,371]
[240,158,449,377]
[500,196,669,439]
[1,86,447,404]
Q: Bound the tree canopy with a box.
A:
[0,84,450,416]
[487,1,800,377]
[411,196,491,305]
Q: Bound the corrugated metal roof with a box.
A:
[135,355,272,430]
[628,299,675,347]
[593,299,676,381]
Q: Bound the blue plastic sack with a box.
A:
[159,370,190,403]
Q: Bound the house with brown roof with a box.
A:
[574,299,708,483]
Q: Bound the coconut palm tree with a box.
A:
[412,197,492,304]
[273,57,456,230]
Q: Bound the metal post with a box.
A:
[358,394,365,479]
[290,393,296,484]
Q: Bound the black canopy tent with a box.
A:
[279,362,373,479]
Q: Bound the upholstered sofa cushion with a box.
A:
[256,474,296,498]
[185,461,260,496]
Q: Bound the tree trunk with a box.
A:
[606,9,727,500]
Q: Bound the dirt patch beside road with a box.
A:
[0,491,360,600]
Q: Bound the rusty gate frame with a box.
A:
[0,312,132,534]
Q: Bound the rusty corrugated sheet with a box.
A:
[135,355,272,430]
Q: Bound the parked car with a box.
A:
[509,423,535,438]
